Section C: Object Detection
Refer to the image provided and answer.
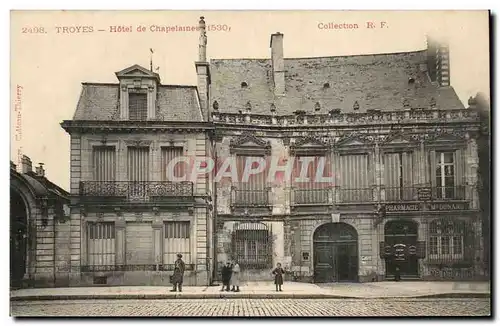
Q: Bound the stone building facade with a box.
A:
[207,31,486,282]
[10,156,70,288]
[60,41,214,286]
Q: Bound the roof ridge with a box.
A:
[210,49,427,62]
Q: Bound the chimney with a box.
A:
[426,36,450,87]
[35,163,45,177]
[21,155,32,174]
[270,32,285,95]
[195,16,210,121]
[198,16,207,62]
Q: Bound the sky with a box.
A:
[10,10,490,191]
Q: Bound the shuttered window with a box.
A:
[235,155,268,205]
[338,154,371,202]
[87,222,115,266]
[129,93,147,121]
[161,147,186,181]
[163,221,191,264]
[126,222,153,265]
[292,155,330,204]
[383,152,414,201]
[92,146,116,181]
[127,147,150,182]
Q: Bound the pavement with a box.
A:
[10,298,492,317]
[10,281,490,301]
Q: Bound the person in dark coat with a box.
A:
[221,262,232,292]
[272,263,285,292]
[170,253,185,292]
[394,263,401,282]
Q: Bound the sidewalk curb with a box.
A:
[10,292,490,301]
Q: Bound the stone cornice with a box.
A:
[212,108,479,129]
[60,120,214,134]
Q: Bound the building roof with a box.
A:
[209,50,465,115]
[10,161,70,201]
[72,83,203,122]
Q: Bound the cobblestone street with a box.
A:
[11,298,491,317]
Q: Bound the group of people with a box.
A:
[169,253,287,292]
[221,261,286,292]
[221,260,241,292]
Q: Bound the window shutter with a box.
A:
[463,222,475,262]
[429,150,437,196]
[455,149,464,188]
[416,241,426,259]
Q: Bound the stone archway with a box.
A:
[313,222,358,283]
[10,188,29,287]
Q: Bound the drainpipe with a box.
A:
[212,142,219,283]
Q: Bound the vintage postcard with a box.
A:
[9,10,491,317]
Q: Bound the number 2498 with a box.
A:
[22,27,46,34]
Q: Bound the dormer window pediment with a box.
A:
[116,64,159,121]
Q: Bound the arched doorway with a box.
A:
[384,220,419,279]
[313,222,358,283]
[10,189,28,287]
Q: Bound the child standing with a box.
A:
[272,263,285,292]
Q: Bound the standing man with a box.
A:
[170,253,185,292]
[220,262,232,292]
[230,260,241,292]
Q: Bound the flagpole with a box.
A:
[150,48,154,71]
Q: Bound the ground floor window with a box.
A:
[87,222,115,266]
[428,219,465,259]
[163,221,191,265]
[232,223,272,269]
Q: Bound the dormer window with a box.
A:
[241,82,248,88]
[115,64,160,121]
[129,92,147,121]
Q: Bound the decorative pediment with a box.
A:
[124,139,153,147]
[229,132,271,155]
[335,132,375,147]
[115,64,160,81]
[290,136,330,155]
[381,130,419,146]
[423,129,468,144]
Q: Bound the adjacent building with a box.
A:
[10,156,70,288]
[207,31,486,282]
[60,44,214,286]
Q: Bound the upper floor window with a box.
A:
[92,146,116,182]
[161,147,186,181]
[384,151,414,201]
[435,151,455,199]
[127,146,150,182]
[292,155,330,204]
[129,92,147,121]
[234,155,268,205]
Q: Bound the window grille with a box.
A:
[232,223,272,269]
